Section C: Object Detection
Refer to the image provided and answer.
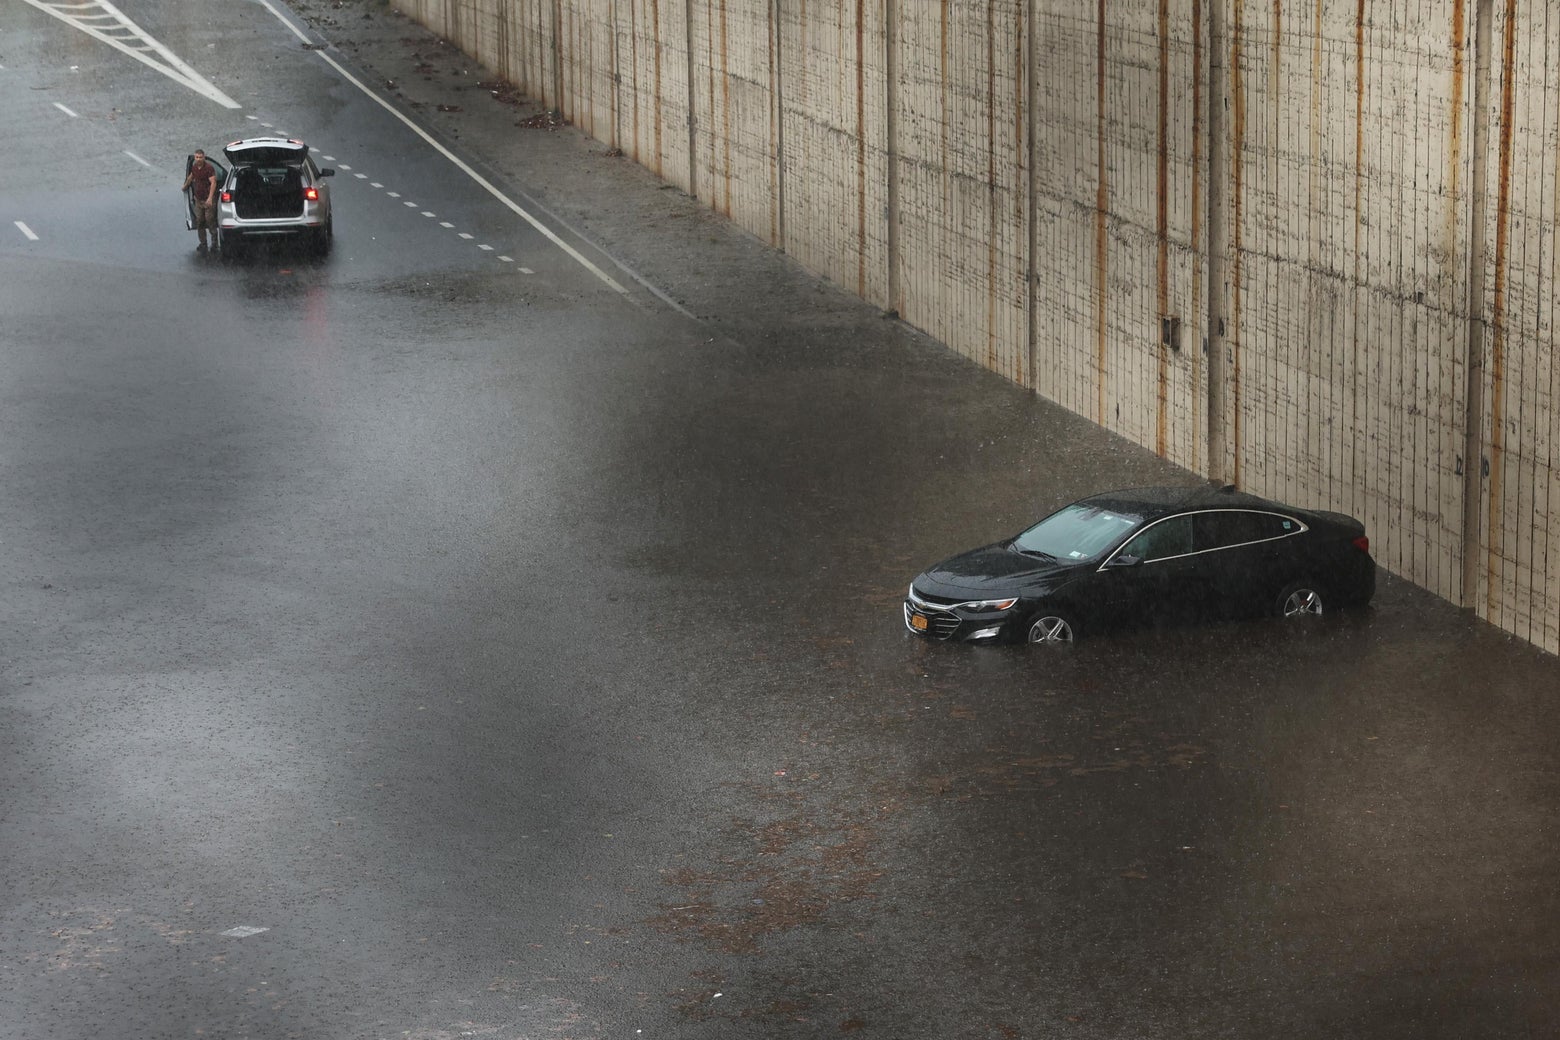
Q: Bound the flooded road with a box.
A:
[1,2,1556,1038]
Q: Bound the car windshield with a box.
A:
[1011,503,1145,561]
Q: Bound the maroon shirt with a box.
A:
[188,160,215,204]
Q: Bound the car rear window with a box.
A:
[238,166,302,190]
[1194,510,1299,550]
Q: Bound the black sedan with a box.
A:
[904,485,1375,644]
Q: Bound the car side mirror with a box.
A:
[320,168,335,177]
[1108,553,1143,568]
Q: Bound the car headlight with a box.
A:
[956,597,1018,613]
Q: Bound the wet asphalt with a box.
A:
[1,1,1558,1038]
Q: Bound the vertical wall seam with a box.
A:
[1206,0,1228,482]
[856,0,867,298]
[886,0,900,312]
[1191,0,1204,466]
[1155,0,1171,458]
[1230,0,1246,486]
[777,0,787,249]
[986,0,998,370]
[686,0,698,197]
[1485,0,1518,617]
[1025,0,1038,391]
[1462,0,1494,608]
[1095,0,1109,426]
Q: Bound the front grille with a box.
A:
[904,601,961,640]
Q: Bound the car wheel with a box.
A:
[219,231,242,259]
[1276,581,1325,618]
[1026,610,1078,645]
[312,226,332,256]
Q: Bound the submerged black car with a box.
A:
[904,485,1375,644]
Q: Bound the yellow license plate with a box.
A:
[910,612,929,631]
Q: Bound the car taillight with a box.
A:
[304,187,319,201]
[221,190,232,202]
[1352,535,1370,553]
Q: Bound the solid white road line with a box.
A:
[15,222,40,241]
[252,0,641,301]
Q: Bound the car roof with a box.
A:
[1079,484,1299,520]
[223,137,311,164]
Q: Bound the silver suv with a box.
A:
[216,137,335,256]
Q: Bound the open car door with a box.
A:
[183,153,228,230]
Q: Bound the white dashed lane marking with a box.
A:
[304,148,522,268]
[124,150,151,168]
[53,102,78,117]
[14,222,39,241]
[220,926,269,939]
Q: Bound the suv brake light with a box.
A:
[220,190,232,202]
[1351,535,1370,553]
[303,186,319,201]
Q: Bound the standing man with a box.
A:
[181,149,218,251]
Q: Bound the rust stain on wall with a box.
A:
[768,0,779,243]
[629,0,641,161]
[496,1,511,84]
[857,0,868,297]
[1191,0,1202,458]
[1447,0,1466,269]
[721,0,732,217]
[1155,0,1170,458]
[1096,0,1109,425]
[705,3,717,202]
[940,0,952,230]
[1486,0,1517,614]
[1350,0,1364,488]
[1230,0,1246,485]
[651,0,664,176]
[987,0,999,372]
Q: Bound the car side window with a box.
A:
[1194,510,1296,551]
[1120,515,1194,562]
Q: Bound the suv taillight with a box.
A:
[220,190,232,203]
[1352,535,1370,553]
[304,186,319,201]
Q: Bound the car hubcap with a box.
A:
[1028,616,1073,643]
[1283,589,1323,616]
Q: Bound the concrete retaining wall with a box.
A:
[389,0,1560,656]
